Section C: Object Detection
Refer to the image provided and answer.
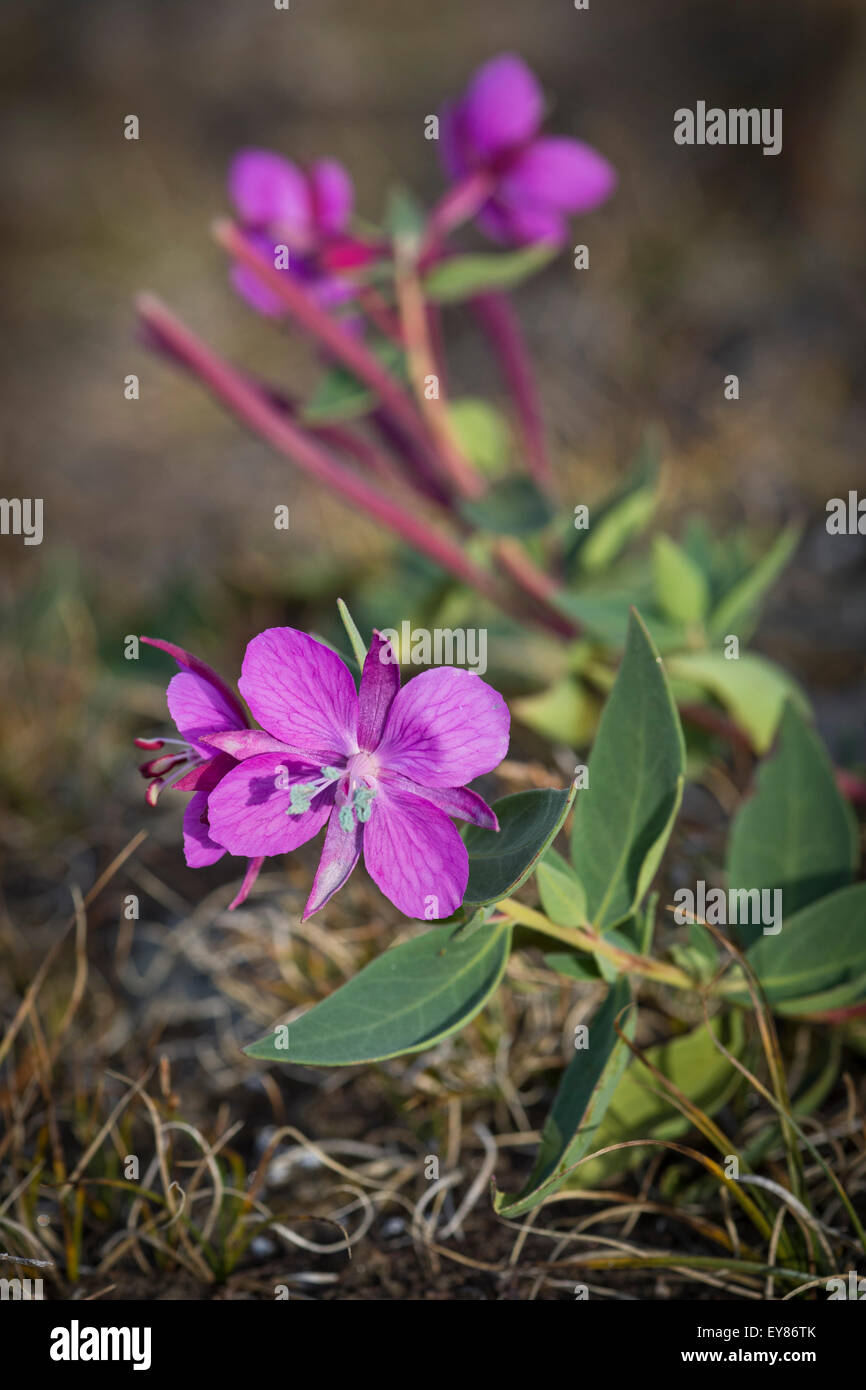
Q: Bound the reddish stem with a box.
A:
[212,219,454,497]
[493,539,578,640]
[420,170,495,266]
[472,291,554,492]
[136,294,547,629]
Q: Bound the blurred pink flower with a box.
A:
[438,53,616,246]
[227,150,363,315]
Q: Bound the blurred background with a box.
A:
[1,0,864,1299]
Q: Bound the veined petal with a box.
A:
[309,159,353,237]
[229,149,312,244]
[200,729,304,761]
[166,671,243,750]
[357,630,400,752]
[302,810,363,919]
[239,627,359,762]
[460,54,543,161]
[501,136,616,215]
[183,791,226,868]
[378,771,499,830]
[376,667,510,788]
[207,752,333,858]
[362,784,468,919]
[142,635,247,729]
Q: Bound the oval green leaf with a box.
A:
[423,245,555,303]
[463,783,578,907]
[727,701,859,948]
[742,883,866,1004]
[570,609,685,930]
[245,920,512,1065]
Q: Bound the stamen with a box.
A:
[286,764,344,817]
[288,783,315,814]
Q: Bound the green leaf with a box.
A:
[423,245,556,303]
[571,610,685,930]
[666,650,808,753]
[385,185,426,251]
[244,920,512,1065]
[739,884,866,1005]
[569,433,660,575]
[512,677,601,746]
[302,340,406,424]
[494,979,634,1216]
[772,972,866,1019]
[336,598,368,669]
[542,950,601,982]
[459,476,553,536]
[652,535,710,626]
[566,1012,746,1188]
[709,524,802,640]
[536,847,587,927]
[727,702,859,947]
[555,589,685,653]
[463,783,578,907]
[448,398,511,476]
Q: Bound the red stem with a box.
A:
[136,294,549,629]
[472,291,554,492]
[212,219,453,497]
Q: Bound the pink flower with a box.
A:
[227,150,362,316]
[136,638,263,908]
[203,628,510,919]
[439,53,616,246]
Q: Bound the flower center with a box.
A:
[285,754,381,830]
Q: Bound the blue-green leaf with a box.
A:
[245,920,512,1065]
[464,783,578,907]
[571,610,685,929]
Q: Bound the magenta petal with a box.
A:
[232,260,287,317]
[200,729,300,760]
[229,855,265,910]
[437,99,468,181]
[376,667,510,788]
[378,772,499,830]
[302,811,363,919]
[166,671,243,752]
[173,751,236,793]
[460,54,543,161]
[309,159,353,237]
[362,785,468,919]
[239,627,359,762]
[501,136,617,215]
[142,636,247,728]
[478,197,565,246]
[229,149,312,244]
[357,630,400,752]
[183,791,226,868]
[207,753,334,858]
